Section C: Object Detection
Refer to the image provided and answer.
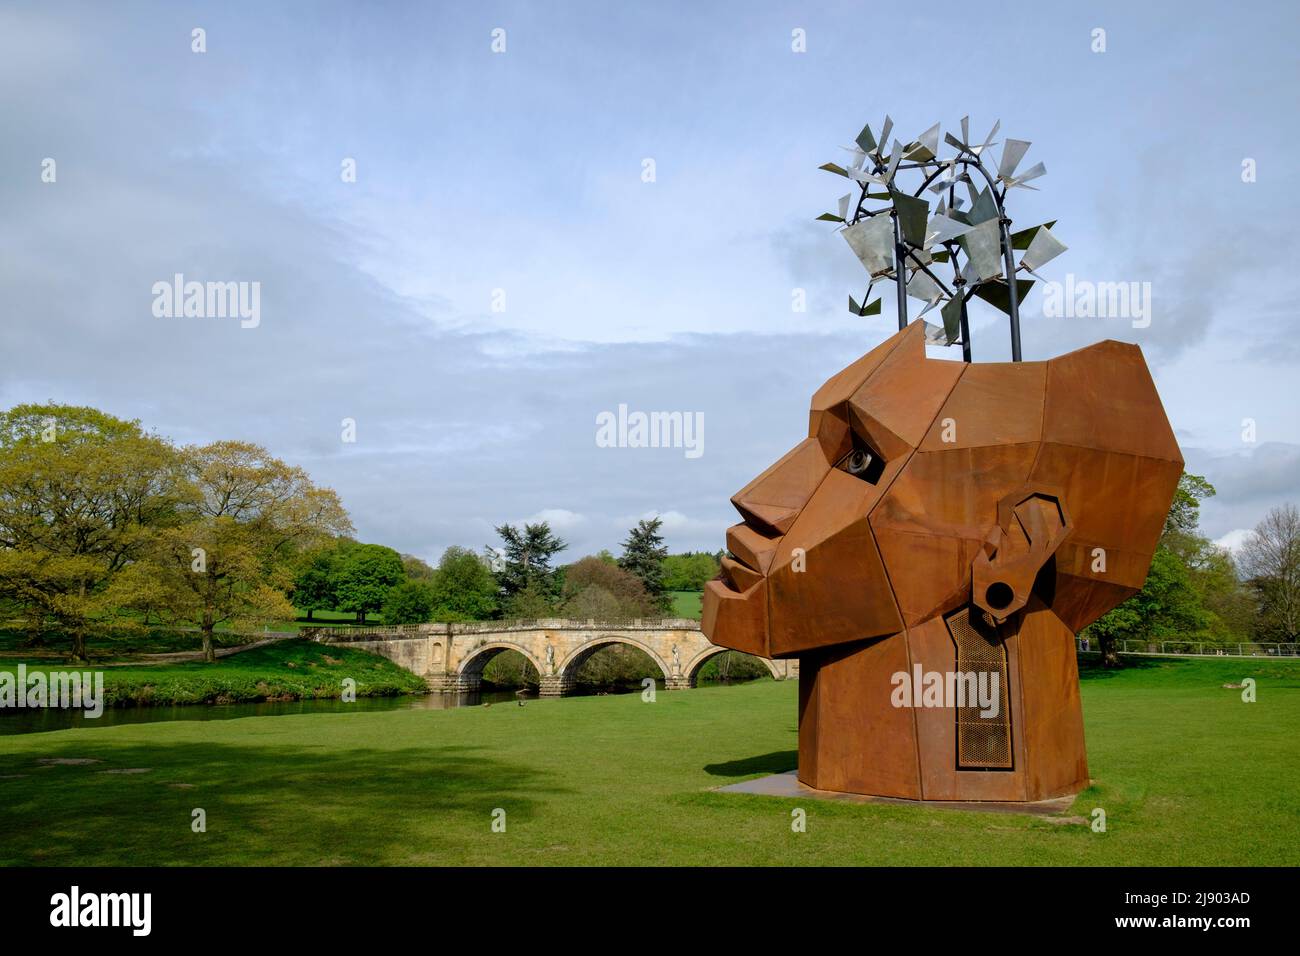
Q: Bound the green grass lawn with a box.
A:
[0,640,426,707]
[669,590,702,619]
[1,655,1296,866]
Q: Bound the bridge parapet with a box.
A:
[306,617,795,693]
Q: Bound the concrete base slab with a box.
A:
[715,771,1079,817]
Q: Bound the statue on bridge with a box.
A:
[701,321,1181,802]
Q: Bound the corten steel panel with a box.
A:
[701,578,768,658]
[808,322,906,425]
[731,437,831,535]
[846,322,965,455]
[1042,340,1183,463]
[767,472,902,656]
[798,636,922,799]
[919,359,1048,451]
[1016,599,1089,800]
[908,615,1027,802]
[699,325,1181,802]
[725,522,779,575]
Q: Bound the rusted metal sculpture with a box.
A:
[702,322,1182,801]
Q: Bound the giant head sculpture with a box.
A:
[702,322,1182,801]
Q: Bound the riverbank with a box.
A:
[0,639,427,707]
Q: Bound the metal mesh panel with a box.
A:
[947,608,1013,770]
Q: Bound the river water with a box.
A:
[0,679,761,735]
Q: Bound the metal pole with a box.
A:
[959,295,972,363]
[1000,218,1022,361]
[892,212,907,330]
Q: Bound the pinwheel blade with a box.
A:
[855,123,877,155]
[924,214,975,247]
[893,192,930,247]
[941,293,964,344]
[961,218,1004,281]
[1010,220,1058,249]
[1020,226,1067,272]
[1008,161,1047,188]
[998,139,1032,180]
[842,216,896,278]
[973,277,1035,314]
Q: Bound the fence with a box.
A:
[1076,638,1299,659]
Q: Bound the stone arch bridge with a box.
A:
[306,618,797,696]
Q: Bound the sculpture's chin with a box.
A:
[701,577,769,659]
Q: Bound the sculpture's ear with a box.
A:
[971,486,1073,625]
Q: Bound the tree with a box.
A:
[662,552,721,591]
[382,580,437,625]
[148,441,352,660]
[429,546,498,620]
[1164,473,1217,537]
[618,517,669,612]
[0,404,188,661]
[292,545,341,621]
[1086,471,1230,665]
[1240,504,1300,642]
[491,522,567,600]
[401,554,436,581]
[334,543,405,624]
[560,555,653,620]
[1088,548,1208,664]
[504,578,557,619]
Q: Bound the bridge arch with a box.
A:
[555,634,672,687]
[684,645,782,683]
[456,641,546,690]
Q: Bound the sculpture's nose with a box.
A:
[702,437,833,658]
[729,437,832,536]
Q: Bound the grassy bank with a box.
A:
[1,655,1296,865]
[0,640,426,707]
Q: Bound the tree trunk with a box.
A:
[306,608,314,622]
[70,580,88,662]
[22,608,45,648]
[202,606,216,663]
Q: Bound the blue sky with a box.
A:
[1,0,1297,561]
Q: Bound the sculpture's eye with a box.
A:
[836,441,884,483]
[843,448,872,474]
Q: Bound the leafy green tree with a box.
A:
[662,552,721,591]
[429,546,498,620]
[148,441,352,659]
[504,579,557,619]
[1087,473,1222,666]
[293,545,341,621]
[491,522,567,600]
[0,404,188,661]
[618,517,669,612]
[401,554,436,581]
[334,543,405,624]
[560,555,653,620]
[1089,548,1207,664]
[382,580,437,625]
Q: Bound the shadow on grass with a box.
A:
[1077,654,1166,681]
[0,738,568,865]
[703,750,797,778]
